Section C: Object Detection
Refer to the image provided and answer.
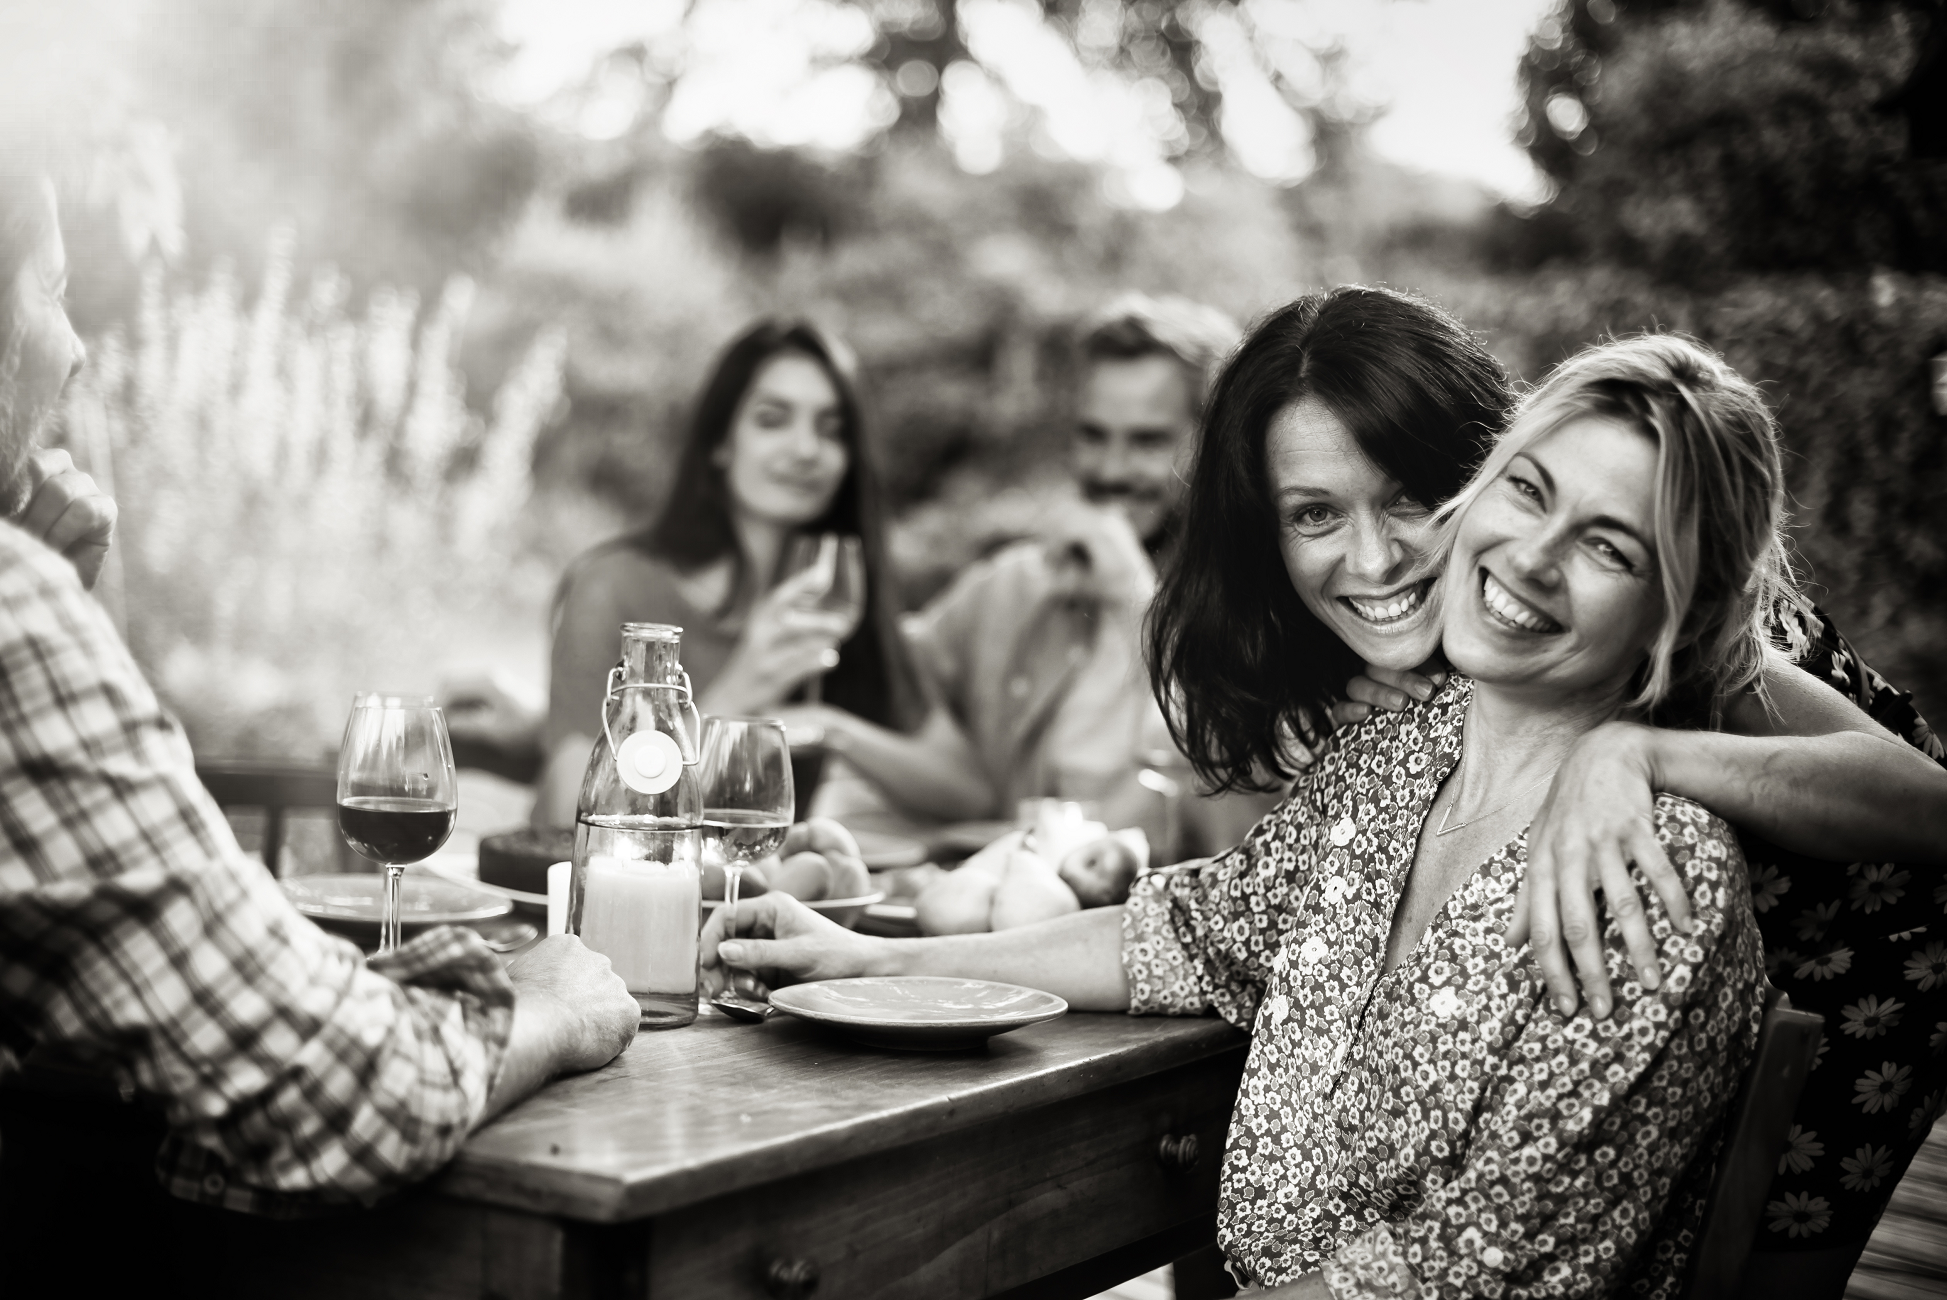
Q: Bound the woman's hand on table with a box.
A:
[1506,720,1694,1020]
[702,818,879,997]
[702,892,881,999]
[1326,661,1446,729]
[704,565,856,713]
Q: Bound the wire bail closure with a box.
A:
[602,666,702,795]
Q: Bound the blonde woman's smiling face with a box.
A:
[1265,397,1445,671]
[1441,416,1666,701]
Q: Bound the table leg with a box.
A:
[1171,1243,1239,1300]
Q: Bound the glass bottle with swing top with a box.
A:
[569,622,705,1028]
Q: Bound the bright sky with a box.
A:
[494,0,1552,204]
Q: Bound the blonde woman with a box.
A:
[699,334,1821,1296]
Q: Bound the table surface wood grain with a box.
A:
[436,1007,1247,1225]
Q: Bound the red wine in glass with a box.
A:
[338,796,457,865]
[337,694,458,954]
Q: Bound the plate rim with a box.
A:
[767,974,1068,1030]
[700,891,885,911]
[281,873,513,925]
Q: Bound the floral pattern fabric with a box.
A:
[1746,603,1947,1251]
[1122,678,1767,1299]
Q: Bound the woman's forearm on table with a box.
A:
[532,734,592,830]
[1647,727,1947,863]
[867,906,1131,1010]
[822,706,997,821]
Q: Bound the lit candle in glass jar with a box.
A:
[578,855,701,997]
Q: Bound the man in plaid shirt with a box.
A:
[0,172,639,1222]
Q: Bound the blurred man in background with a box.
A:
[898,295,1267,853]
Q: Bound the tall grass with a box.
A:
[56,229,578,759]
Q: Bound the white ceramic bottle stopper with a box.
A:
[616,728,685,795]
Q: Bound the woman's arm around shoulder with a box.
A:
[1514,646,1947,1026]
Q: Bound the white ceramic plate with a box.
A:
[767,975,1067,1050]
[282,873,512,926]
[701,891,885,910]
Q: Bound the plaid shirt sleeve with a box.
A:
[0,525,515,1216]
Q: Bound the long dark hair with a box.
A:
[1147,286,1516,793]
[630,318,924,733]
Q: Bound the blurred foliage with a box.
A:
[19,0,1943,740]
[1424,266,1947,719]
[140,0,541,287]
[24,0,542,337]
[478,135,1327,608]
[1512,0,1947,278]
[1484,0,1947,716]
[51,237,592,758]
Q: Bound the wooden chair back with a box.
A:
[195,759,343,878]
[1680,982,1825,1298]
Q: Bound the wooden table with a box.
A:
[170,1008,1248,1299]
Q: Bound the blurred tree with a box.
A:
[1513,0,1947,278]
[690,139,871,255]
[133,0,540,289]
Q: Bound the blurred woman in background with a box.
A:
[535,318,973,826]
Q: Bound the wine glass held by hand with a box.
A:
[781,533,865,703]
[337,694,458,955]
[697,716,794,981]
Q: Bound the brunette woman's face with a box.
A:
[1442,417,1665,702]
[1,186,85,512]
[717,351,849,529]
[1265,397,1444,670]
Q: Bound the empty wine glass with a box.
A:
[697,716,794,961]
[337,694,458,954]
[781,533,866,703]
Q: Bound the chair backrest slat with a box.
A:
[195,760,342,878]
[1680,983,1825,1298]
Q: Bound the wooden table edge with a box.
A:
[433,1013,1248,1223]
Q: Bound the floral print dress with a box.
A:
[1747,604,1947,1251]
[1122,678,1767,1298]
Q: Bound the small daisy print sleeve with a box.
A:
[1121,788,1319,1028]
[1322,797,1768,1300]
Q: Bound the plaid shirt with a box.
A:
[0,523,515,1216]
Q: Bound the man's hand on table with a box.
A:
[483,936,639,1122]
[12,448,116,590]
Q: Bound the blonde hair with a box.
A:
[1439,334,1791,725]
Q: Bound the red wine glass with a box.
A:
[337,693,458,954]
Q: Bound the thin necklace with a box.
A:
[1434,755,1556,837]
